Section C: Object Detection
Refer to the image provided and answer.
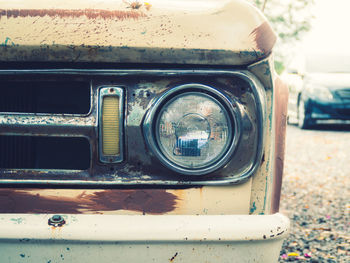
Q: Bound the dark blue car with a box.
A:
[286,54,350,128]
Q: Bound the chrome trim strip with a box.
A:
[98,87,124,164]
[0,114,95,137]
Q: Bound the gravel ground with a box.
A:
[279,124,350,262]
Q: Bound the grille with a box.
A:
[0,76,95,172]
[0,69,264,186]
[335,89,350,100]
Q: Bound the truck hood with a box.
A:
[0,0,276,65]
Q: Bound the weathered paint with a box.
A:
[247,57,275,215]
[247,58,288,215]
[0,0,283,218]
[0,9,145,20]
[169,252,178,262]
[271,76,288,213]
[0,213,289,241]
[248,59,273,90]
[0,0,288,259]
[0,213,289,262]
[0,0,274,65]
[171,181,252,215]
[249,21,276,54]
[0,114,95,136]
[0,71,262,186]
[0,179,252,215]
[0,189,178,214]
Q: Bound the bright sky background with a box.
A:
[303,0,350,55]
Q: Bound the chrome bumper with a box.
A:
[0,213,289,263]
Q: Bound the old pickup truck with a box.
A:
[0,0,289,262]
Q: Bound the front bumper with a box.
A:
[0,213,289,263]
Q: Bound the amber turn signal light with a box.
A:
[99,87,124,163]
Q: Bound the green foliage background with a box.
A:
[250,0,314,74]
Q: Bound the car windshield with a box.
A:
[305,53,350,73]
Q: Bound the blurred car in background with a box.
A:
[283,53,350,129]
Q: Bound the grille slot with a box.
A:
[335,89,350,100]
[0,80,91,114]
[0,136,90,170]
[336,108,350,116]
[0,136,34,169]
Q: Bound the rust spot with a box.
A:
[0,189,178,214]
[260,153,265,166]
[250,21,276,54]
[277,230,285,236]
[88,190,178,214]
[0,9,146,20]
[123,0,143,10]
[199,187,203,198]
[169,252,178,262]
[271,77,289,213]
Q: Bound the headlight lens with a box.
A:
[144,84,239,175]
[157,92,232,169]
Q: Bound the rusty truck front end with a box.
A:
[0,0,289,262]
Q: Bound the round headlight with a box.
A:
[144,84,240,175]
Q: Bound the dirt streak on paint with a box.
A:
[249,21,276,54]
[0,189,178,214]
[0,9,146,20]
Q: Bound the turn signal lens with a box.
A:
[102,96,120,155]
[99,87,124,163]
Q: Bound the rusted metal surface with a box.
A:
[0,0,281,217]
[0,46,264,66]
[249,21,276,54]
[0,180,252,215]
[0,9,145,20]
[0,0,273,65]
[0,189,178,214]
[0,213,289,262]
[247,58,288,215]
[247,57,275,215]
[0,114,95,137]
[271,76,288,213]
[169,252,178,262]
[0,1,288,258]
[0,70,264,186]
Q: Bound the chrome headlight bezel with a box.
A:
[143,83,241,176]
